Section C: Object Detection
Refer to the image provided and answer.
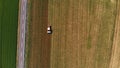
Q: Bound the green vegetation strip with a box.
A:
[25,0,33,68]
[0,0,19,68]
[0,0,2,68]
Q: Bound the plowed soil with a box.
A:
[27,0,51,68]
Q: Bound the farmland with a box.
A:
[25,0,51,68]
[26,0,120,68]
[0,0,19,68]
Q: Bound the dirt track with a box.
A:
[26,0,120,68]
[17,0,27,68]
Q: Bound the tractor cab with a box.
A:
[47,26,52,34]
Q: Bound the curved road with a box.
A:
[17,0,27,68]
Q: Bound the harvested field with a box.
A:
[26,0,120,68]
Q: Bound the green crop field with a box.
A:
[0,0,19,68]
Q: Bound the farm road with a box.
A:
[17,0,27,68]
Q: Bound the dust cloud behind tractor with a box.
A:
[47,26,52,34]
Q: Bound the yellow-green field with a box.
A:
[26,0,120,68]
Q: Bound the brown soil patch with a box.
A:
[27,0,51,68]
